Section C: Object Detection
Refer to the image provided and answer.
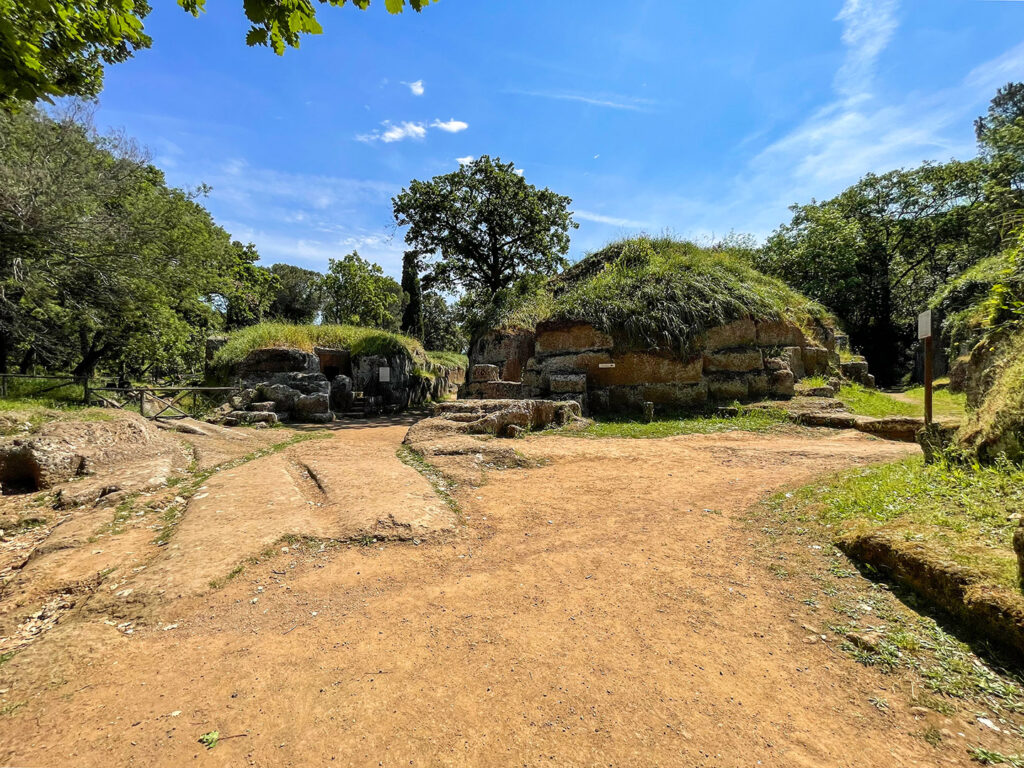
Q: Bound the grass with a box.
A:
[396,445,461,519]
[0,399,112,435]
[959,328,1024,463]
[836,383,920,418]
[754,460,1024,732]
[765,454,1024,591]
[211,322,466,378]
[831,382,966,420]
[548,406,793,439]
[486,236,835,352]
[424,351,469,370]
[901,384,968,418]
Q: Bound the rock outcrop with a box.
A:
[0,413,175,493]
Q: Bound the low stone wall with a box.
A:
[461,316,843,413]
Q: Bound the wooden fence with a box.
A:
[85,385,241,419]
[0,374,239,420]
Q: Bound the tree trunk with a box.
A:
[0,333,7,375]
[73,331,110,379]
[18,347,34,374]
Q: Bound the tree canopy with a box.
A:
[757,83,1023,385]
[393,155,577,297]
[1,0,433,107]
[0,105,265,377]
[268,263,325,324]
[321,251,402,330]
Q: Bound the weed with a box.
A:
[396,445,461,520]
[919,726,943,747]
[970,747,1024,766]
[199,731,219,749]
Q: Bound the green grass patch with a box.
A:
[835,383,920,418]
[0,401,112,435]
[550,407,792,439]
[834,382,966,419]
[900,385,968,419]
[425,351,468,370]
[767,455,1024,590]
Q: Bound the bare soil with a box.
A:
[0,418,1017,766]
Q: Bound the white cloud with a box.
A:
[403,79,425,96]
[511,89,656,112]
[514,169,524,177]
[356,120,428,143]
[833,0,898,101]
[574,210,649,228]
[456,155,475,165]
[432,118,469,133]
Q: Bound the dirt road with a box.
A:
[0,420,1004,766]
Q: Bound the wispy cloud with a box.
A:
[510,89,656,112]
[403,79,425,96]
[432,118,469,133]
[514,169,524,177]
[833,0,898,101]
[456,155,475,165]
[356,120,428,143]
[574,210,649,228]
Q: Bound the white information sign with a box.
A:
[918,310,932,340]
[598,363,616,369]
[379,366,391,383]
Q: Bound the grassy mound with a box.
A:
[947,230,1024,462]
[959,328,1024,462]
[486,236,833,352]
[213,323,467,372]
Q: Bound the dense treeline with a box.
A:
[0,106,464,380]
[756,84,1024,385]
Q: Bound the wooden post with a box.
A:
[918,310,934,426]
[924,336,934,426]
[83,378,90,406]
[0,374,6,399]
[140,390,146,417]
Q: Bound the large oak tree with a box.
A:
[392,156,577,298]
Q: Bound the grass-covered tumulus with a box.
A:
[212,322,467,372]
[484,236,834,352]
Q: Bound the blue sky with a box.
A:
[89,0,1024,280]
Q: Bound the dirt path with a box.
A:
[0,421,1010,766]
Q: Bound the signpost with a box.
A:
[918,310,933,426]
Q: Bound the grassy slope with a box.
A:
[213,323,466,371]
[959,329,1024,462]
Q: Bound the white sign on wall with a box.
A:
[379,366,391,383]
[918,310,932,340]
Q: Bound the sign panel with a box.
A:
[598,363,616,369]
[379,366,391,383]
[918,310,932,340]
